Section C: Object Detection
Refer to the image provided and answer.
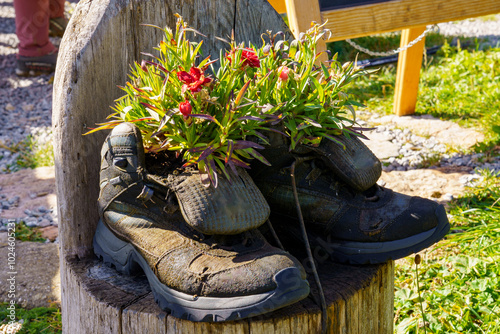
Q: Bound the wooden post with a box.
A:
[393,26,427,116]
[284,0,328,63]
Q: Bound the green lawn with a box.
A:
[394,171,500,333]
[0,303,61,334]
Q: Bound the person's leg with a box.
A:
[48,0,65,18]
[48,0,67,37]
[13,0,56,57]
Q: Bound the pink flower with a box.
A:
[226,48,260,68]
[179,100,192,117]
[140,60,148,72]
[278,66,290,81]
[177,67,212,93]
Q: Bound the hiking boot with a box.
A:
[250,141,450,265]
[16,51,57,77]
[291,133,382,192]
[49,17,67,38]
[94,122,310,321]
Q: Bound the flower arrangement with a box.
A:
[86,15,369,186]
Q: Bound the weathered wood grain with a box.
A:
[63,257,394,333]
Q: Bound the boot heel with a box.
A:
[93,220,141,275]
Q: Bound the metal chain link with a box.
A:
[345,25,438,57]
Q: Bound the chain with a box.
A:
[345,25,438,57]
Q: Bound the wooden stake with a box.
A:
[393,26,427,116]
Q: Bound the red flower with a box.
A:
[278,66,290,81]
[177,67,212,93]
[179,100,192,117]
[227,48,260,68]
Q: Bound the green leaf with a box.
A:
[289,40,299,58]
[245,148,271,166]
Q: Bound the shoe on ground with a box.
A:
[250,142,450,265]
[16,51,57,77]
[49,16,68,38]
[94,122,310,321]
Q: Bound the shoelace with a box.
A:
[286,154,382,333]
[290,159,328,334]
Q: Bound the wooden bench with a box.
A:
[268,0,500,115]
[52,0,394,332]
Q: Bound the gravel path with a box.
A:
[0,0,76,173]
[0,4,499,229]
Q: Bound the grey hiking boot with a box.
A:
[250,139,450,265]
[16,51,57,77]
[94,122,310,321]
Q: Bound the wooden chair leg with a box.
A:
[393,26,427,116]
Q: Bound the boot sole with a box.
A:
[15,68,54,77]
[316,205,451,264]
[93,219,310,322]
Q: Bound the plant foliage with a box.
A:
[86,15,368,185]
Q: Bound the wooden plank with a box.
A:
[322,0,500,42]
[270,0,500,41]
[63,258,141,334]
[393,26,427,116]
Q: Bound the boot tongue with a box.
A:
[308,135,382,192]
[163,168,271,236]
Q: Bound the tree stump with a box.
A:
[52,0,395,332]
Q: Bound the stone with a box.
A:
[0,166,56,220]
[361,131,401,160]
[379,167,471,205]
[38,219,51,228]
[39,225,58,242]
[25,219,38,227]
[22,104,34,112]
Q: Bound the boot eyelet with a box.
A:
[113,157,128,168]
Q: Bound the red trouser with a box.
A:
[13,0,65,57]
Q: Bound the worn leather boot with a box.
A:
[94,123,310,321]
[250,136,450,265]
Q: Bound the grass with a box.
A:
[14,221,47,243]
[0,303,61,334]
[346,42,500,151]
[394,170,500,333]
